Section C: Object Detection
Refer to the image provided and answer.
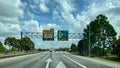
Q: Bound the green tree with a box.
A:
[0,41,6,53]
[71,43,77,52]
[56,47,69,51]
[78,39,88,56]
[82,14,117,57]
[21,37,34,52]
[4,37,21,51]
[4,37,16,51]
[113,38,120,57]
[4,37,34,52]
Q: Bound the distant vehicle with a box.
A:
[49,48,55,52]
[50,50,52,52]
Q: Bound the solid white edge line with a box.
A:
[63,54,87,68]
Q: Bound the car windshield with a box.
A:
[0,0,120,68]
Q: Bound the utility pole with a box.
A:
[21,32,23,52]
[89,25,91,57]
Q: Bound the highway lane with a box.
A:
[62,52,111,68]
[0,51,116,68]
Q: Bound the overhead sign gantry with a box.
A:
[21,29,82,41]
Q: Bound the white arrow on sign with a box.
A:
[45,58,52,68]
[59,31,63,38]
[56,61,66,68]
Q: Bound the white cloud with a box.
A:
[55,0,76,23]
[0,16,19,24]
[41,23,61,30]
[0,23,21,36]
[30,4,36,9]
[53,0,120,37]
[35,0,50,13]
[54,0,85,33]
[76,0,120,36]
[0,0,23,43]
[56,0,76,13]
[39,3,49,13]
[27,11,35,19]
[52,10,64,22]
[22,20,40,32]
[0,23,21,44]
[0,0,23,19]
[22,19,61,32]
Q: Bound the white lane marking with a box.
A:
[56,61,67,68]
[45,58,52,68]
[63,54,87,68]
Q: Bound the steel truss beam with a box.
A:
[21,32,82,39]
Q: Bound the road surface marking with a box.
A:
[45,58,52,68]
[56,61,66,68]
[63,54,87,68]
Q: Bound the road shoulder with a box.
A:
[69,53,120,68]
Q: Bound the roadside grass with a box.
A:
[0,51,24,55]
[0,50,42,59]
[70,52,79,55]
[92,57,120,64]
[70,52,120,64]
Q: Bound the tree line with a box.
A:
[0,37,35,53]
[0,41,6,53]
[71,14,120,57]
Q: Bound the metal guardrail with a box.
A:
[0,52,40,59]
[0,54,25,58]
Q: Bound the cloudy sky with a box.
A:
[0,0,120,49]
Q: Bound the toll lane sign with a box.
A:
[58,30,68,41]
[43,29,54,41]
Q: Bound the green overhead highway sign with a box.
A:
[58,30,68,41]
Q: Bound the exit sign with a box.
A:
[58,30,68,41]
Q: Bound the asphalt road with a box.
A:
[0,51,117,68]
